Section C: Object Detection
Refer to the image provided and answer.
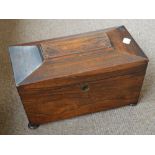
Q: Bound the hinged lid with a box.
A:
[9,26,148,88]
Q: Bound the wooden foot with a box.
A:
[129,103,138,106]
[28,123,40,129]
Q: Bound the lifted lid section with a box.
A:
[9,45,44,86]
[8,26,149,88]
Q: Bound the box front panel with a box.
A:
[18,67,146,125]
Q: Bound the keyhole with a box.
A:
[81,84,89,92]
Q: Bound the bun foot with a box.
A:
[28,123,40,129]
[129,103,138,106]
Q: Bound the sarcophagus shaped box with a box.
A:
[9,26,149,129]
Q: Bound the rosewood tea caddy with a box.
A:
[9,26,149,129]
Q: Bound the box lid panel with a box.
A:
[9,26,148,87]
[40,31,112,59]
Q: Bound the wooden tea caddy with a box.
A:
[9,26,149,129]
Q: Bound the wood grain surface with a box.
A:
[14,26,148,125]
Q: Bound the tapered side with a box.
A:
[9,45,44,86]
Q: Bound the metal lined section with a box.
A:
[9,45,44,86]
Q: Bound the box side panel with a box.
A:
[17,63,147,125]
[116,26,149,59]
[8,45,44,86]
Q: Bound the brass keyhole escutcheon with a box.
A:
[81,83,89,92]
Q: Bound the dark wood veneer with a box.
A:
[9,26,149,126]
